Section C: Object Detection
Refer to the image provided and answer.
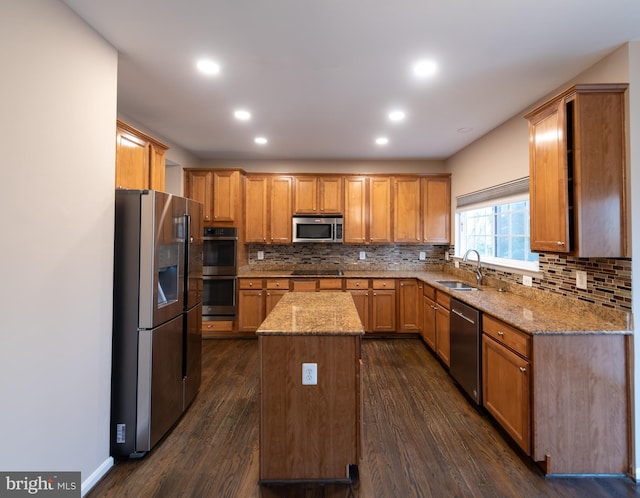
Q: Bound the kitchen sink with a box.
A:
[436,280,478,291]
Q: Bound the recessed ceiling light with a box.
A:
[375,137,389,146]
[413,59,437,78]
[388,110,406,122]
[234,109,251,121]
[196,59,220,76]
[255,137,268,145]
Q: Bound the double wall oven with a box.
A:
[203,227,237,319]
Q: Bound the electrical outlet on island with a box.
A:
[302,363,317,385]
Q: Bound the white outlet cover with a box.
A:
[419,251,426,261]
[454,260,459,268]
[359,251,366,260]
[522,275,533,287]
[257,250,264,260]
[302,363,317,385]
[576,270,588,290]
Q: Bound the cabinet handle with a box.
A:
[400,283,404,287]
[249,282,253,287]
[519,367,527,374]
[373,292,377,296]
[557,241,565,246]
[497,331,504,336]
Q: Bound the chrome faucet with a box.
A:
[463,249,483,286]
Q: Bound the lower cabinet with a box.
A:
[398,279,421,333]
[346,279,370,332]
[371,280,396,333]
[421,285,449,366]
[482,333,531,454]
[265,279,288,316]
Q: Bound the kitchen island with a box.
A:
[257,292,364,484]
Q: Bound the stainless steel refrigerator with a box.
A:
[111,190,203,459]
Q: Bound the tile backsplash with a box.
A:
[246,243,446,270]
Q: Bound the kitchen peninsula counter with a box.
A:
[257,292,363,484]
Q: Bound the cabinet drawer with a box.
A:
[239,278,263,290]
[423,284,435,300]
[266,279,289,290]
[318,278,343,290]
[291,279,317,292]
[483,314,530,358]
[372,279,395,290]
[346,279,369,290]
[435,290,450,310]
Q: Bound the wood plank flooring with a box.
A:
[88,338,640,498]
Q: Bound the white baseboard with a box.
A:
[81,457,114,497]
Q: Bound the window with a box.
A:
[455,178,539,271]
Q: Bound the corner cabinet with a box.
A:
[115,120,168,191]
[524,84,628,257]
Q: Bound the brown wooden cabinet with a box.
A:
[245,174,292,243]
[343,177,368,244]
[422,176,451,244]
[421,284,437,350]
[183,168,242,224]
[524,84,628,257]
[394,177,421,243]
[346,279,370,333]
[482,315,531,455]
[237,278,265,333]
[370,279,396,332]
[398,279,420,333]
[293,176,343,214]
[434,292,450,367]
[343,176,392,244]
[265,279,289,316]
[115,120,168,191]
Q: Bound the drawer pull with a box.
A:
[519,367,527,374]
[497,331,504,336]
[557,241,565,246]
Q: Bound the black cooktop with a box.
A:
[291,268,344,276]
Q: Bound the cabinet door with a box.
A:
[348,290,370,332]
[435,305,450,367]
[212,170,238,222]
[369,177,392,243]
[184,170,213,222]
[344,177,367,243]
[398,279,420,333]
[482,335,531,454]
[422,295,436,350]
[422,176,450,244]
[238,290,264,332]
[293,176,317,214]
[245,176,269,243]
[319,177,343,214]
[270,176,293,243]
[394,177,421,243]
[371,290,396,332]
[116,128,149,190]
[528,100,570,252]
[265,290,287,317]
[149,144,166,192]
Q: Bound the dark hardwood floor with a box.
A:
[88,338,640,498]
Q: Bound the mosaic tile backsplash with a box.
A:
[245,244,632,312]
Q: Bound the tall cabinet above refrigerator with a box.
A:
[111,190,203,459]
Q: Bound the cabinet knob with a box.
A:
[249,282,253,287]
[519,367,527,374]
[382,283,386,287]
[204,216,210,220]
[400,283,404,287]
[557,241,565,246]
[497,331,504,336]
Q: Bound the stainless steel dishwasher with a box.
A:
[449,298,482,405]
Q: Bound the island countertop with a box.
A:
[257,292,365,336]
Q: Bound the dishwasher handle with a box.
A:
[451,308,476,325]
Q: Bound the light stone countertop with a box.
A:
[256,292,365,336]
[241,268,632,336]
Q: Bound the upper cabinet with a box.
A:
[344,176,392,244]
[524,84,628,257]
[183,168,242,224]
[115,120,169,191]
[293,176,343,214]
[393,175,451,245]
[245,175,293,243]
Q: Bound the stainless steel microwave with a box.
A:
[292,215,343,243]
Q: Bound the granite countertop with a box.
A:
[257,292,365,336]
[241,268,632,336]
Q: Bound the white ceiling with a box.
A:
[62,0,640,161]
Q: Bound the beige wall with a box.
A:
[199,158,446,175]
[0,0,118,492]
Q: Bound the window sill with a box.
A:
[452,257,541,279]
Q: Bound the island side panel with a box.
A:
[259,334,360,481]
[532,334,629,474]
